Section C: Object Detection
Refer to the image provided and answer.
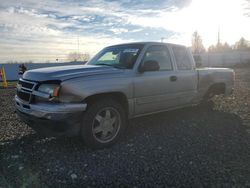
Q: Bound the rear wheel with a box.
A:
[199,88,216,108]
[81,99,126,149]
[203,83,225,102]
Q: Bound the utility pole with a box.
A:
[217,28,220,46]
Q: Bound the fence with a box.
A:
[198,50,250,67]
[0,62,86,81]
[1,50,250,81]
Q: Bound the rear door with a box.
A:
[170,45,198,104]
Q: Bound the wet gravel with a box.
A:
[1,67,250,187]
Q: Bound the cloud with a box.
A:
[243,0,250,16]
[0,0,249,62]
[0,0,178,62]
[106,0,191,11]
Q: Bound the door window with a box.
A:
[143,45,173,71]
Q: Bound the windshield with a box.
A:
[87,44,144,69]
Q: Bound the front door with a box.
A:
[134,45,179,115]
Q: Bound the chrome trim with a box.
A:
[32,91,50,99]
[19,78,36,85]
[20,87,33,92]
[17,78,38,103]
[19,78,38,90]
[19,89,31,94]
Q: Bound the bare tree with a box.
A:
[234,37,250,50]
[207,45,216,53]
[221,42,232,51]
[68,52,90,62]
[192,31,205,54]
[208,42,232,52]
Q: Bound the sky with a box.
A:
[0,0,250,63]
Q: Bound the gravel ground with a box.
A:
[1,66,250,187]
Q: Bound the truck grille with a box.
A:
[16,79,37,103]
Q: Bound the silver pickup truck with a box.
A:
[15,42,234,148]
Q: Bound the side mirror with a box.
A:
[139,60,160,73]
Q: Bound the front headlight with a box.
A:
[38,84,60,97]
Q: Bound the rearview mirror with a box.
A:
[139,60,160,73]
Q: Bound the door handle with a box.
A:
[170,75,177,82]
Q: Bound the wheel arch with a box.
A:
[204,82,226,99]
[84,92,129,116]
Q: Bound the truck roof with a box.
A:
[107,42,186,48]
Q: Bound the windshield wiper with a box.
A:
[96,63,126,69]
[96,63,113,67]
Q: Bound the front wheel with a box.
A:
[81,99,126,149]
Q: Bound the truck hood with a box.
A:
[23,65,125,82]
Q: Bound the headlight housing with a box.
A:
[38,84,60,98]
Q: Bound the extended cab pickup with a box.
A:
[15,42,234,148]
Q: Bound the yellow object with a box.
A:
[0,67,8,88]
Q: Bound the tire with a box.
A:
[81,98,127,149]
[199,90,215,109]
[198,100,214,109]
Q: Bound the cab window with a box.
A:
[172,46,193,70]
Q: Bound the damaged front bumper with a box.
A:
[15,95,87,137]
